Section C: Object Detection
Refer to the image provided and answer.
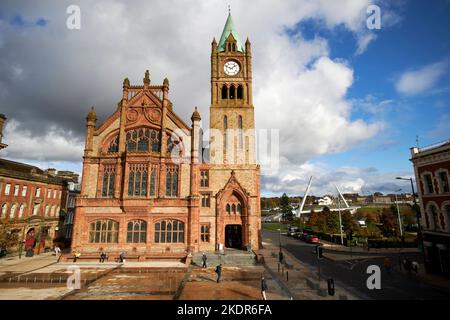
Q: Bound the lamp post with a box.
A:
[394,189,403,238]
[396,177,423,251]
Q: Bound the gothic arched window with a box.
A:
[166,166,179,197]
[237,203,242,214]
[150,167,157,197]
[238,115,243,149]
[226,204,231,214]
[1,203,8,218]
[102,166,115,197]
[223,116,228,152]
[128,164,147,197]
[126,128,160,152]
[18,204,25,218]
[237,85,243,99]
[108,136,119,153]
[221,85,228,99]
[167,133,181,156]
[127,220,147,243]
[89,220,119,243]
[10,203,17,218]
[232,203,236,214]
[229,85,235,99]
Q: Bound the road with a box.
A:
[263,230,450,300]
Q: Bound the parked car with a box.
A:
[306,235,320,244]
[293,231,303,239]
[287,226,299,236]
[299,232,309,241]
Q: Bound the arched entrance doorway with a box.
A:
[25,228,36,257]
[225,225,242,249]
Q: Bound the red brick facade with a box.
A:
[71,15,261,256]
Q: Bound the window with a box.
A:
[108,136,119,153]
[18,204,25,218]
[150,167,157,197]
[102,166,115,197]
[229,85,235,99]
[223,116,228,152]
[14,185,19,196]
[47,189,51,198]
[200,224,210,242]
[238,115,243,149]
[10,204,17,218]
[33,204,40,216]
[127,220,147,243]
[22,186,27,197]
[424,174,434,194]
[154,220,184,243]
[237,85,243,99]
[166,166,178,197]
[200,170,209,188]
[201,194,210,207]
[126,128,160,152]
[237,203,242,214]
[4,184,11,195]
[226,204,230,214]
[128,164,148,197]
[1,203,7,218]
[221,85,228,99]
[444,205,450,231]
[45,205,50,217]
[429,204,439,230]
[89,220,119,243]
[35,187,41,197]
[438,171,450,193]
[59,190,62,199]
[232,204,236,214]
[53,190,57,199]
[167,133,181,156]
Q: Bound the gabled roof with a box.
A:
[217,13,245,53]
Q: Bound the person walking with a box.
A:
[55,245,61,262]
[202,253,207,268]
[99,251,106,263]
[278,249,284,264]
[261,275,268,300]
[119,252,125,263]
[73,250,81,263]
[215,264,222,283]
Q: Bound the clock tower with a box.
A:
[209,12,255,165]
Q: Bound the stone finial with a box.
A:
[163,77,169,88]
[191,106,201,122]
[123,77,130,88]
[86,106,97,122]
[143,70,150,85]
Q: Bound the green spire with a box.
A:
[217,12,245,53]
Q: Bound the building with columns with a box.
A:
[71,13,261,257]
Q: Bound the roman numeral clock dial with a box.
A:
[223,60,240,76]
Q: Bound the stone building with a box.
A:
[71,13,261,257]
[411,140,450,276]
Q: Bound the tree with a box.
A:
[341,210,358,234]
[326,209,340,234]
[280,193,293,222]
[308,209,319,227]
[0,219,19,252]
[380,208,398,237]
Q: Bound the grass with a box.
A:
[262,223,289,232]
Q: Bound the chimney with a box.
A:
[47,168,57,176]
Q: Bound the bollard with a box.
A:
[278,263,280,273]
[286,271,289,282]
[9,278,11,283]
[25,277,28,284]
[282,266,284,276]
[34,276,36,283]
[59,276,62,284]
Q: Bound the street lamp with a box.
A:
[396,177,423,249]
[394,188,403,238]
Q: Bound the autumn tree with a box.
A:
[280,193,293,222]
[380,208,398,237]
[0,219,19,253]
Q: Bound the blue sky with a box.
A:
[293,0,450,179]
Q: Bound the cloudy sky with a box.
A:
[0,0,449,197]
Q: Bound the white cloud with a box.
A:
[0,0,396,195]
[395,60,449,95]
[355,32,377,55]
[2,119,84,162]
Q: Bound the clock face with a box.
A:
[224,61,240,76]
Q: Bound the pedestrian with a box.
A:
[119,252,125,263]
[411,261,419,275]
[99,251,106,263]
[55,245,61,262]
[403,258,412,277]
[261,275,268,300]
[278,249,284,264]
[202,253,207,268]
[73,250,81,263]
[215,264,222,283]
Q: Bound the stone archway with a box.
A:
[215,171,250,250]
